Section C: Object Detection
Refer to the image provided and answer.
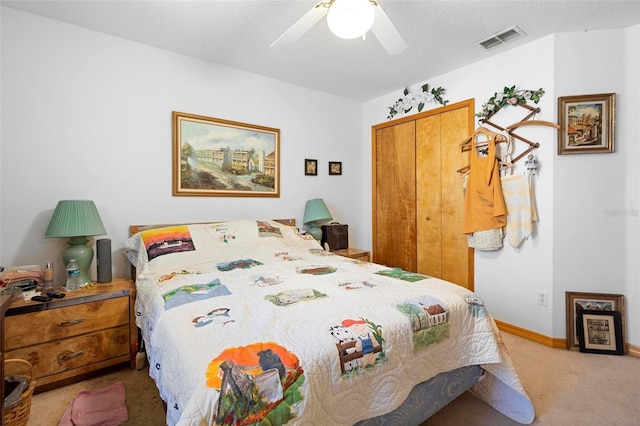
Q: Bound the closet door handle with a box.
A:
[425,216,431,221]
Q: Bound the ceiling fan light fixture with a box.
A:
[327,0,375,40]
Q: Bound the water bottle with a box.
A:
[65,259,80,291]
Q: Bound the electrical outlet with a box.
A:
[537,291,548,307]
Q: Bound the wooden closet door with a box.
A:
[439,104,473,287]
[416,115,442,277]
[372,99,474,289]
[413,100,474,289]
[373,121,417,271]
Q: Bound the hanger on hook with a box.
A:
[506,119,560,130]
[457,127,507,173]
[459,135,473,148]
[457,164,470,174]
[460,127,506,152]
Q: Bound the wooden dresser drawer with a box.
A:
[6,326,129,380]
[2,278,136,390]
[4,297,129,350]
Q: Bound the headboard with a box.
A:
[128,218,296,280]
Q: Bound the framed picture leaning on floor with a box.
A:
[577,309,624,355]
[565,292,624,350]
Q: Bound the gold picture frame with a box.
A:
[557,93,615,154]
[329,161,342,176]
[172,111,280,197]
[305,159,318,176]
[565,291,624,350]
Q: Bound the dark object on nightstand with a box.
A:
[97,238,112,283]
[321,223,348,251]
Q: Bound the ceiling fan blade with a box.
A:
[270,2,328,48]
[371,3,407,55]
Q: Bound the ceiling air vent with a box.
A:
[476,26,526,50]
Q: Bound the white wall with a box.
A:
[553,26,639,341]
[0,8,366,283]
[364,27,639,347]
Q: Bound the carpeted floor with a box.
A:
[27,365,166,426]
[26,332,640,425]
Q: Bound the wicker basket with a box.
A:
[3,359,36,426]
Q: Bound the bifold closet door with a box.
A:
[416,102,472,288]
[372,121,417,272]
[416,115,442,278]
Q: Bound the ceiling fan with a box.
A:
[270,0,408,55]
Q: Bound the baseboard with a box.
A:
[494,319,640,357]
[628,344,640,357]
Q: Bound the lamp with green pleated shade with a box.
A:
[303,198,332,241]
[44,200,106,286]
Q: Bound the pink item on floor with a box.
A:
[58,381,128,426]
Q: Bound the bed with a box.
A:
[125,219,534,425]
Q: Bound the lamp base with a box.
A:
[306,224,323,241]
[62,236,94,286]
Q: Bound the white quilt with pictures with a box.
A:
[126,219,534,425]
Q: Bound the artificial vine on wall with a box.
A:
[387,84,449,120]
[476,86,545,120]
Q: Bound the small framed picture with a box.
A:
[329,161,342,176]
[565,292,624,350]
[557,93,615,154]
[305,159,317,176]
[577,310,624,355]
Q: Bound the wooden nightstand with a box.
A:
[332,248,371,262]
[3,277,136,392]
[1,293,13,425]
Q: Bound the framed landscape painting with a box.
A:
[557,93,615,154]
[173,111,280,197]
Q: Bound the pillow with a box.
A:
[124,224,196,272]
[125,220,310,272]
[124,219,324,276]
[125,220,268,273]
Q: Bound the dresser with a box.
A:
[3,278,136,392]
[1,294,13,426]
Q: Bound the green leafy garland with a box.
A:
[476,86,545,119]
[387,84,449,120]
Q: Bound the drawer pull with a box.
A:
[58,318,85,326]
[59,351,84,362]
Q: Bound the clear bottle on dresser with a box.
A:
[65,259,80,291]
[43,260,54,293]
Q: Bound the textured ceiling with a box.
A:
[2,0,639,101]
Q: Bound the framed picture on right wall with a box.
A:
[557,93,615,154]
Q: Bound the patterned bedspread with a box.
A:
[126,219,534,425]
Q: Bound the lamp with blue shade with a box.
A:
[45,200,106,286]
[303,198,332,241]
